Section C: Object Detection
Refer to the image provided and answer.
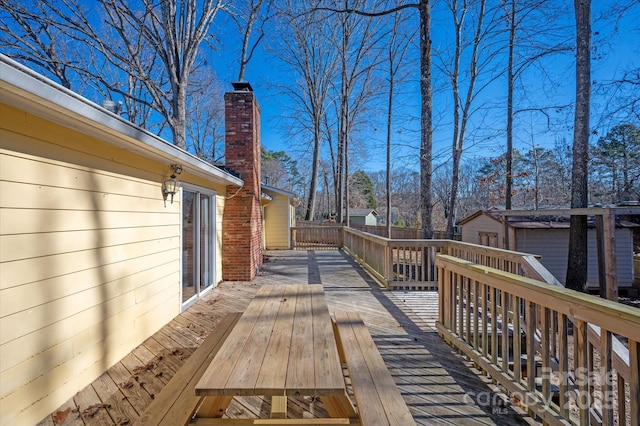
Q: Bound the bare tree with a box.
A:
[333,0,385,225]
[271,0,339,220]
[436,0,502,238]
[383,4,415,236]
[0,0,78,89]
[186,68,226,163]
[566,0,591,292]
[315,0,434,237]
[228,0,273,82]
[502,0,573,211]
[1,0,229,150]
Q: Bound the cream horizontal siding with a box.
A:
[460,214,504,246]
[0,110,181,425]
[264,192,291,249]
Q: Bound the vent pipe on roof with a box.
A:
[101,100,123,114]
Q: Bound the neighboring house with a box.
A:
[262,184,296,250]
[349,209,379,226]
[459,208,637,289]
[0,56,292,425]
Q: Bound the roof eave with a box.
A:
[0,55,243,187]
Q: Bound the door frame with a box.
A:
[180,184,217,310]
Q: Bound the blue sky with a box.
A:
[208,2,639,174]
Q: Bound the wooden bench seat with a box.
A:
[332,311,415,426]
[134,312,242,426]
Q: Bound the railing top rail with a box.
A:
[445,240,540,261]
[291,225,345,230]
[500,206,640,216]
[343,227,451,246]
[436,254,640,341]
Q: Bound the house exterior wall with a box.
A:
[0,93,236,424]
[0,103,186,425]
[264,192,291,249]
[515,228,635,288]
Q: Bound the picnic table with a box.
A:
[194,284,358,423]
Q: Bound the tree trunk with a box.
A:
[419,0,433,239]
[566,0,591,292]
[386,74,394,238]
[305,125,322,220]
[506,0,516,211]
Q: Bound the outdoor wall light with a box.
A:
[162,164,182,206]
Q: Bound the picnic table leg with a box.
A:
[322,393,358,419]
[270,395,287,418]
[195,396,233,418]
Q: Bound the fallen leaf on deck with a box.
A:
[52,407,71,424]
[82,403,111,417]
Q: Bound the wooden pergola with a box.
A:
[499,206,640,301]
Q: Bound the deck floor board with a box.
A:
[37,250,537,426]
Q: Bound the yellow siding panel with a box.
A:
[0,111,184,426]
[0,250,178,317]
[1,240,179,289]
[1,225,178,262]
[0,208,177,234]
[0,149,164,198]
[264,193,291,249]
[1,180,170,212]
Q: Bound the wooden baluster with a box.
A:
[574,319,590,425]
[501,290,509,374]
[458,276,464,338]
[600,328,613,426]
[473,280,479,352]
[630,340,639,426]
[513,296,521,383]
[491,287,498,365]
[526,301,536,393]
[481,283,489,359]
[465,277,472,343]
[558,314,569,419]
[541,307,551,407]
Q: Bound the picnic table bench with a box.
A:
[332,310,415,426]
[134,312,242,425]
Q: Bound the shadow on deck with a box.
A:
[38,250,538,426]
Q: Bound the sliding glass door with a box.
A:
[182,187,216,306]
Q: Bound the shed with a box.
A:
[0,55,282,425]
[349,208,379,226]
[459,208,638,289]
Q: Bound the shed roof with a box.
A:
[349,209,379,217]
[460,208,639,229]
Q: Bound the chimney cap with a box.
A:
[231,81,253,92]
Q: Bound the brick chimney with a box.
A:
[222,82,263,281]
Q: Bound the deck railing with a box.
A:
[290,224,639,424]
[291,225,343,249]
[435,254,640,426]
[343,227,536,290]
[292,225,537,290]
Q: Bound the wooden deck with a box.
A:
[37,250,538,426]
